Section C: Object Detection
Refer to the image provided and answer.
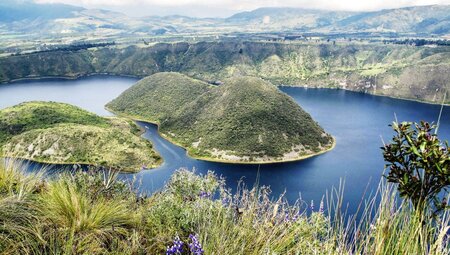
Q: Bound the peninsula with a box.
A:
[0,101,162,171]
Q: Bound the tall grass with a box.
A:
[0,163,448,254]
[329,179,450,255]
[0,161,43,254]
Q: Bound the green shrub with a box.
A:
[382,121,449,215]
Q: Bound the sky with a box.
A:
[34,0,450,17]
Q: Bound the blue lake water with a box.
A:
[1,76,449,215]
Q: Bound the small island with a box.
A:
[0,101,162,172]
[107,72,335,163]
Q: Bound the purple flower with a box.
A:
[221,197,229,205]
[292,211,300,222]
[310,200,315,211]
[199,191,211,199]
[284,211,290,222]
[166,235,184,255]
[188,234,204,255]
[284,210,300,223]
[319,199,324,214]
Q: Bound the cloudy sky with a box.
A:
[35,0,450,17]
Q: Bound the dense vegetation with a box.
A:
[108,73,333,162]
[11,42,116,56]
[1,41,449,104]
[382,121,450,216]
[0,102,161,171]
[0,161,448,254]
[106,72,212,123]
[383,39,450,47]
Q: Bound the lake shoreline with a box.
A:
[0,156,159,173]
[0,73,141,85]
[278,84,449,107]
[1,74,447,106]
[106,107,336,165]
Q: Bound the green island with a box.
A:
[107,72,334,163]
[0,101,161,171]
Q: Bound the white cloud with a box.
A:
[34,0,450,17]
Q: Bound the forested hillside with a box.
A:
[1,41,448,104]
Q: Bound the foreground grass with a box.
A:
[0,163,448,254]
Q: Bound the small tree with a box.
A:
[382,121,449,215]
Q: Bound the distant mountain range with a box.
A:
[0,0,83,22]
[1,1,450,37]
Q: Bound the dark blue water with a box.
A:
[1,76,449,215]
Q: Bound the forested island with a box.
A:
[107,72,334,163]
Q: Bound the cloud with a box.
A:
[34,0,450,17]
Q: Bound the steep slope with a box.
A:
[106,72,212,122]
[108,73,334,163]
[0,102,161,171]
[1,42,448,104]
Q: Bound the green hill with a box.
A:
[0,102,161,171]
[107,73,334,163]
[106,72,212,123]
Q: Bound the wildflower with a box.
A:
[221,197,229,205]
[199,191,211,199]
[166,235,184,255]
[310,200,314,211]
[284,211,290,222]
[188,234,204,255]
[292,211,300,222]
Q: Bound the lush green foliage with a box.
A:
[0,163,448,254]
[106,72,212,123]
[0,102,161,171]
[382,121,449,215]
[0,101,108,144]
[1,42,449,104]
[108,73,333,162]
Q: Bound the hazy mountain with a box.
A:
[1,2,450,37]
[226,7,356,31]
[0,0,83,22]
[333,5,450,34]
[227,5,450,34]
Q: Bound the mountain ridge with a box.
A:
[1,1,450,36]
[1,41,448,105]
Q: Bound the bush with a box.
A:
[382,121,449,215]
